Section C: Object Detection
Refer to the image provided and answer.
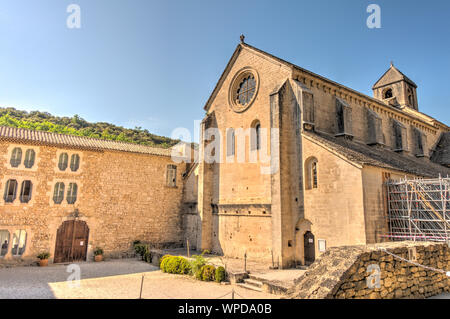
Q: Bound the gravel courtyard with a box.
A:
[0,259,277,299]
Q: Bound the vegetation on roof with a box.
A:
[0,107,179,149]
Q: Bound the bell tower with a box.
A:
[372,62,418,111]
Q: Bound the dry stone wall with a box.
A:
[288,241,449,299]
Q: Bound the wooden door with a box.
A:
[304,231,315,265]
[54,220,89,263]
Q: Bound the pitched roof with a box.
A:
[304,130,450,178]
[204,42,446,129]
[372,64,417,89]
[0,126,172,157]
[430,132,450,167]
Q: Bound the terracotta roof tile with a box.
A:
[0,126,172,157]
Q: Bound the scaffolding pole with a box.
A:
[386,176,450,242]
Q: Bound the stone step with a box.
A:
[237,282,262,292]
[243,278,263,288]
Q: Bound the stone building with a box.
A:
[184,39,450,269]
[0,126,188,263]
[2,39,450,269]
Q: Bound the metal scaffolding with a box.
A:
[386,176,450,242]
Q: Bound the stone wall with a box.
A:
[287,241,450,299]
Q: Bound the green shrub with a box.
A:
[201,265,216,281]
[160,254,172,271]
[160,256,191,275]
[93,247,103,256]
[190,250,209,279]
[143,247,152,263]
[37,252,50,260]
[215,266,226,283]
[134,244,147,259]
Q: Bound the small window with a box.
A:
[19,180,33,203]
[58,153,69,171]
[255,124,261,150]
[11,230,27,256]
[24,149,36,168]
[166,165,177,187]
[3,179,18,203]
[251,120,261,151]
[305,157,318,190]
[53,182,65,204]
[66,183,78,204]
[384,88,393,99]
[227,129,235,157]
[10,148,22,168]
[70,154,80,172]
[236,74,256,106]
[0,230,10,257]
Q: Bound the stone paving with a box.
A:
[0,259,277,299]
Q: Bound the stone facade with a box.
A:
[190,40,450,269]
[0,139,186,263]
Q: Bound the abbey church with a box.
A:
[184,39,450,268]
[1,40,449,267]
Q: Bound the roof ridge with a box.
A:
[0,125,173,157]
[238,43,442,127]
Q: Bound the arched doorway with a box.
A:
[54,220,89,263]
[303,231,315,265]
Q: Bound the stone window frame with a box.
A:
[383,87,393,99]
[226,128,235,158]
[11,229,27,257]
[0,227,32,260]
[0,230,10,258]
[166,164,177,188]
[3,145,40,171]
[228,67,260,113]
[250,119,262,152]
[19,180,33,203]
[3,179,18,203]
[304,156,318,190]
[49,179,82,207]
[1,176,38,206]
[54,150,83,174]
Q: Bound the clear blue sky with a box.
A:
[1,0,450,139]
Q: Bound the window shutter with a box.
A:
[336,98,352,136]
[367,109,383,145]
[58,153,68,171]
[67,183,78,204]
[24,149,36,168]
[20,180,32,203]
[10,148,22,167]
[302,92,315,126]
[70,154,80,171]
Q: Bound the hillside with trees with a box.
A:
[0,107,179,148]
